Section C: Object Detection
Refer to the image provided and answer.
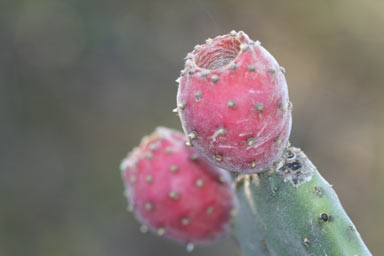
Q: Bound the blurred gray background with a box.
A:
[1,0,383,255]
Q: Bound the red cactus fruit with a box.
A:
[176,31,292,173]
[120,127,236,246]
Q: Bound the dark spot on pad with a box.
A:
[314,186,323,197]
[286,161,302,170]
[287,151,295,160]
[321,213,329,222]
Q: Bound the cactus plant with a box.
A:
[121,31,372,255]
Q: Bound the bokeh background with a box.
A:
[1,0,383,255]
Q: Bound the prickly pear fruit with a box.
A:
[120,127,236,245]
[176,31,292,173]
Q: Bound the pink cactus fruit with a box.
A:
[120,127,236,246]
[176,31,292,173]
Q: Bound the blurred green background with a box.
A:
[1,0,383,255]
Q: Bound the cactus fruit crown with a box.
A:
[121,127,236,247]
[176,30,292,174]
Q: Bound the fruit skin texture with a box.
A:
[120,127,235,245]
[176,31,292,174]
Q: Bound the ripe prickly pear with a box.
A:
[120,127,236,246]
[176,31,291,173]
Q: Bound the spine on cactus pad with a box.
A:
[233,146,372,256]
